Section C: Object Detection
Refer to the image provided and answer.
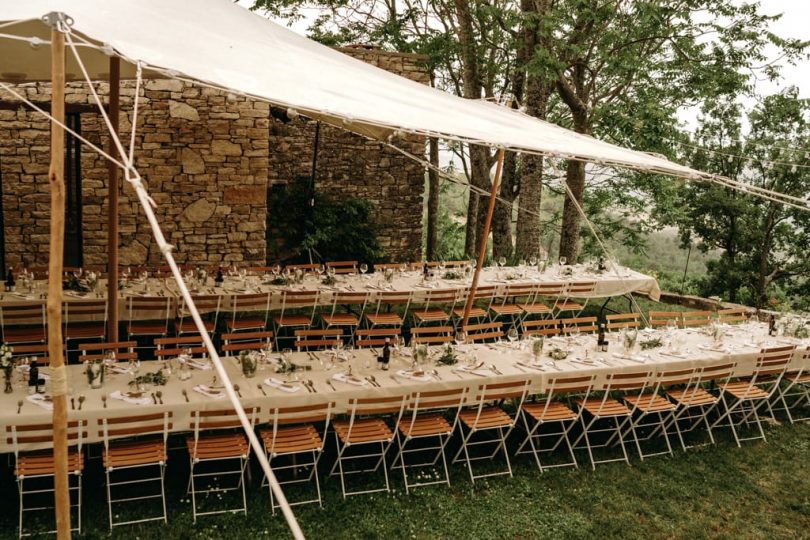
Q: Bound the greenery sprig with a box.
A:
[129,369,167,387]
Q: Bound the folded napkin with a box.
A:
[332,372,369,386]
[698,344,732,354]
[11,293,36,300]
[263,377,303,393]
[108,364,133,375]
[611,353,648,363]
[456,364,492,377]
[26,393,53,411]
[515,361,546,371]
[396,369,433,382]
[109,390,151,405]
[193,384,226,399]
[184,358,212,370]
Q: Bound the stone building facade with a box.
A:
[0,46,428,269]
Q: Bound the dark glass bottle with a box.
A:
[768,315,776,336]
[6,269,15,292]
[381,337,391,370]
[214,269,224,288]
[597,324,606,351]
[28,360,38,395]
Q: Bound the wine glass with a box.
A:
[529,255,538,266]
[559,256,567,267]
[507,327,519,345]
[360,263,368,275]
[498,256,507,268]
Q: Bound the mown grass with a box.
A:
[1,419,807,539]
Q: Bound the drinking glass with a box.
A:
[360,263,368,275]
[498,256,507,268]
[529,256,537,266]
[559,256,567,266]
[507,327,519,344]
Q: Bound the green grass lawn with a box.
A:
[2,419,807,539]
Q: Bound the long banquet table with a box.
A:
[2,321,806,453]
[0,264,661,321]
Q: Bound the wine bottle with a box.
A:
[214,269,224,288]
[6,268,15,292]
[381,337,391,370]
[28,360,38,395]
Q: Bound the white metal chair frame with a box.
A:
[391,387,466,492]
[771,346,810,424]
[553,281,595,318]
[226,292,271,334]
[272,290,319,349]
[365,291,413,330]
[410,288,460,327]
[62,299,108,352]
[177,294,222,336]
[488,284,536,332]
[125,295,173,341]
[319,291,369,344]
[0,301,47,345]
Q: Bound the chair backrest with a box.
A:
[461,322,504,343]
[465,380,529,429]
[347,395,406,419]
[328,291,369,313]
[753,345,795,381]
[470,285,498,302]
[373,263,405,271]
[606,312,640,331]
[403,387,466,434]
[285,263,319,274]
[295,328,343,350]
[63,299,108,326]
[278,290,319,316]
[326,261,358,274]
[247,266,275,275]
[523,319,561,336]
[10,343,54,365]
[604,370,651,393]
[222,331,274,353]
[230,292,271,326]
[190,407,259,440]
[500,284,536,303]
[7,420,87,458]
[534,282,566,297]
[541,374,596,418]
[409,325,453,345]
[126,296,172,325]
[98,412,172,447]
[566,281,596,296]
[355,327,401,348]
[266,403,334,454]
[648,310,681,328]
[681,310,712,328]
[79,340,138,362]
[560,316,598,334]
[0,301,46,329]
[695,361,737,387]
[155,335,207,359]
[178,294,221,317]
[717,307,747,324]
[415,288,458,310]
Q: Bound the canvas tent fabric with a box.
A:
[1,0,707,180]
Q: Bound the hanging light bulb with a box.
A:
[286,108,299,121]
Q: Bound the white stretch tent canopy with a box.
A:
[0,0,709,180]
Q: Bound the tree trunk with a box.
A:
[558,158,586,262]
[464,189,479,257]
[426,136,440,259]
[471,144,492,257]
[491,150,516,260]
[755,208,776,310]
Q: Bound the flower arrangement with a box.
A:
[195,267,208,283]
[414,344,429,365]
[437,344,458,366]
[639,337,663,350]
[129,369,167,387]
[274,356,300,374]
[531,337,545,359]
[0,343,13,372]
[269,275,290,286]
[443,271,462,280]
[239,350,258,378]
[85,359,105,388]
[623,328,638,351]
[321,274,337,286]
[549,346,569,360]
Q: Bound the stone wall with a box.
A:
[0,46,428,268]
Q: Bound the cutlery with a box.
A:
[488,364,503,375]
[78,395,85,410]
[257,383,267,396]
[389,374,401,384]
[150,392,157,404]
[16,400,22,414]
[368,375,380,387]
[302,380,313,393]
[102,394,107,408]
[234,384,242,398]
[306,379,317,393]
[182,389,189,402]
[513,363,527,373]
[156,391,163,405]
[326,380,336,391]
[430,369,442,380]
[70,397,75,410]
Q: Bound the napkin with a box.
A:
[193,384,226,399]
[26,393,53,411]
[184,358,212,370]
[515,361,546,371]
[698,344,732,354]
[396,369,433,382]
[611,353,647,363]
[109,390,152,405]
[263,377,303,393]
[332,373,369,386]
[456,364,492,377]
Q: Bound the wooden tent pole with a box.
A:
[106,57,120,341]
[460,147,506,329]
[47,18,71,540]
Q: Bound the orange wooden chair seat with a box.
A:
[320,313,359,326]
[518,302,551,314]
[489,304,524,316]
[104,439,167,468]
[459,406,513,429]
[226,317,266,331]
[260,425,323,456]
[576,397,632,417]
[623,393,677,413]
[521,401,577,422]
[412,308,450,322]
[186,433,249,460]
[272,314,313,326]
[397,413,452,437]
[452,306,487,318]
[332,418,393,444]
[665,387,718,407]
[17,449,83,477]
[556,301,584,311]
[365,313,404,326]
[724,381,770,400]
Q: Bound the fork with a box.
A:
[233,384,242,398]
[182,389,189,402]
[307,379,317,393]
[257,383,267,396]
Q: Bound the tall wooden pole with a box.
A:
[461,147,506,329]
[47,18,71,539]
[106,57,120,341]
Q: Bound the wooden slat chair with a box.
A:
[664,362,736,451]
[424,260,468,268]
[392,388,467,492]
[522,318,561,337]
[186,407,259,521]
[648,310,682,328]
[717,307,748,324]
[221,331,275,354]
[318,291,368,342]
[518,282,565,319]
[272,290,319,349]
[606,312,640,331]
[461,322,504,344]
[155,335,207,360]
[295,328,343,351]
[0,301,47,345]
[409,325,453,346]
[372,262,405,271]
[79,341,137,363]
[711,345,795,446]
[621,368,687,460]
[225,292,271,334]
[260,402,334,512]
[489,284,536,331]
[364,290,412,329]
[246,266,275,276]
[176,294,221,336]
[771,345,810,424]
[560,316,598,335]
[125,296,173,342]
[63,299,108,352]
[410,288,459,326]
[554,281,596,316]
[355,327,402,348]
[98,412,172,529]
[451,379,530,482]
[10,343,53,366]
[681,310,712,328]
[451,285,497,327]
[572,370,652,469]
[329,395,407,498]
[326,260,358,274]
[285,263,320,274]
[7,420,86,537]
[516,374,595,472]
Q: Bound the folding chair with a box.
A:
[9,343,53,366]
[7,420,86,537]
[155,335,206,360]
[409,325,453,346]
[452,379,530,482]
[516,374,595,472]
[186,407,259,521]
[63,299,108,352]
[521,318,561,337]
[392,387,466,492]
[365,291,411,329]
[461,322,504,343]
[79,340,137,363]
[0,300,47,345]
[648,310,682,328]
[489,284,536,332]
[319,291,368,342]
[664,362,736,451]
[554,281,595,317]
[176,294,221,336]
[330,395,407,498]
[572,370,651,469]
[519,282,565,319]
[772,346,810,424]
[125,296,173,342]
[295,328,343,351]
[225,292,271,333]
[560,316,598,335]
[681,310,712,328]
[411,288,459,327]
[711,345,794,446]
[285,263,319,275]
[222,331,275,354]
[261,402,334,512]
[326,260,358,274]
[717,307,748,324]
[271,290,319,348]
[355,327,402,348]
[605,312,640,331]
[98,412,172,529]
[451,286,497,328]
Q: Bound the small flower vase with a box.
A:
[3,368,12,394]
[414,345,428,368]
[86,361,104,389]
[240,352,257,378]
[531,337,544,362]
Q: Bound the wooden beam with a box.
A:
[106,57,120,342]
[0,100,107,114]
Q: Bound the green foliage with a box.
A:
[267,178,383,264]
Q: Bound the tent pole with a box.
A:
[461,147,506,329]
[46,17,71,539]
[106,57,120,341]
